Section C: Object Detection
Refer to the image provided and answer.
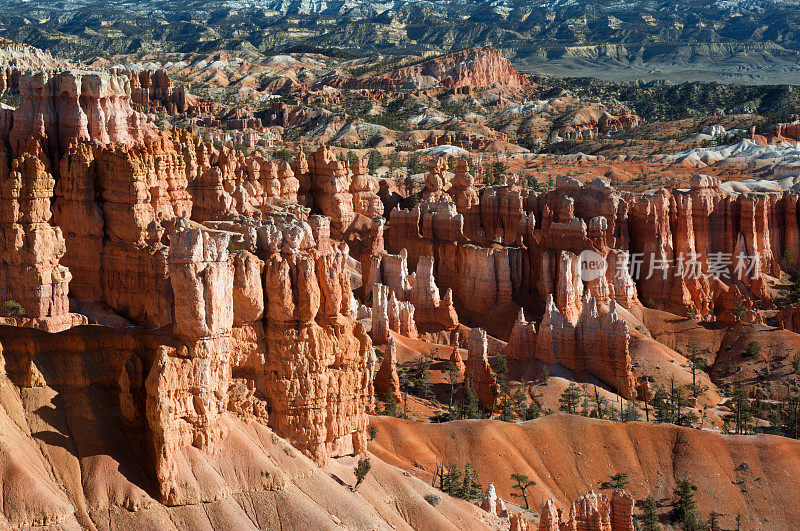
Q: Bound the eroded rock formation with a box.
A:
[374,337,402,404]
[327,46,529,90]
[537,490,634,531]
[537,293,636,398]
[466,327,497,411]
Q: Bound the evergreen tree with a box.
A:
[524,402,541,420]
[730,389,753,435]
[459,379,481,419]
[641,495,660,531]
[686,342,710,399]
[510,473,536,509]
[444,360,459,412]
[382,389,398,417]
[512,388,528,419]
[599,472,629,490]
[353,457,371,491]
[407,154,423,175]
[498,394,516,422]
[413,353,434,399]
[673,477,703,530]
[707,512,722,530]
[459,463,482,500]
[541,366,550,384]
[592,386,608,419]
[441,464,462,496]
[622,398,642,422]
[493,353,514,421]
[367,150,384,173]
[559,382,582,414]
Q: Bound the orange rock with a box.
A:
[0,150,82,330]
[538,294,635,399]
[449,337,466,374]
[307,145,356,233]
[466,327,497,411]
[374,337,402,404]
[511,513,532,531]
[538,489,635,531]
[505,308,537,361]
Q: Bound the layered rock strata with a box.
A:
[0,151,83,331]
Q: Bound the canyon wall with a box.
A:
[0,70,374,477]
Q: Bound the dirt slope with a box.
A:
[369,414,800,529]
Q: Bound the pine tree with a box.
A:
[459,379,482,419]
[459,463,482,500]
[622,398,642,422]
[524,402,541,420]
[367,150,384,173]
[510,473,536,509]
[444,360,460,412]
[512,388,528,419]
[652,388,672,422]
[498,394,516,422]
[441,464,462,496]
[382,389,398,417]
[674,477,703,530]
[352,457,371,491]
[559,382,582,414]
[641,495,660,531]
[599,472,629,490]
[730,389,753,434]
[412,353,434,399]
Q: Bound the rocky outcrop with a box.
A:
[0,151,84,331]
[537,490,634,531]
[611,490,635,531]
[553,103,639,141]
[261,225,372,464]
[504,308,537,361]
[307,145,355,233]
[409,255,459,330]
[423,157,450,202]
[374,336,402,404]
[330,46,528,90]
[126,69,210,115]
[511,513,532,531]
[386,201,516,321]
[350,157,382,218]
[371,282,418,343]
[466,327,497,411]
[537,294,635,399]
[778,303,800,333]
[151,228,234,503]
[9,71,159,161]
[538,499,561,531]
[449,157,480,238]
[450,337,466,374]
[480,483,508,517]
